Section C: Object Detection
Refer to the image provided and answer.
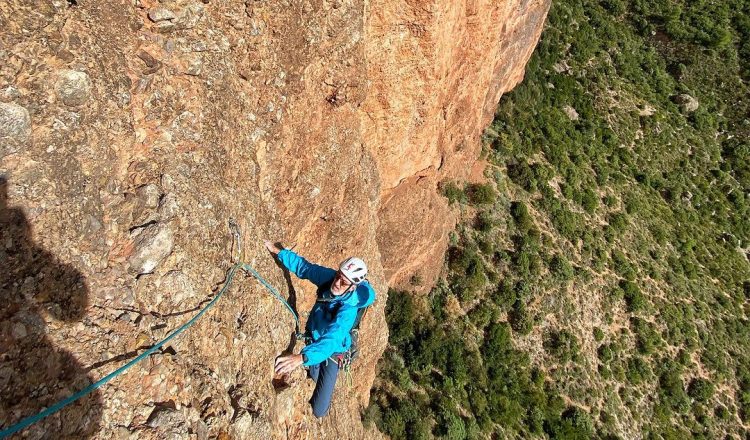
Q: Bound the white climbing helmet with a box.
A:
[339,257,368,284]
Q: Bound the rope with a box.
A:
[0,261,298,439]
[241,263,301,336]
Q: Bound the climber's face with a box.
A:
[331,271,354,296]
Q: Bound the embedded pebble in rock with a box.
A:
[11,322,27,339]
[0,102,31,155]
[55,70,92,107]
[137,183,161,209]
[185,54,203,76]
[148,6,176,22]
[129,183,162,227]
[158,270,195,308]
[145,406,185,430]
[171,111,201,141]
[129,224,174,275]
[1,85,21,100]
[158,193,179,220]
[175,3,205,30]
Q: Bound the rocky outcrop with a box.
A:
[365,0,552,292]
[0,0,548,438]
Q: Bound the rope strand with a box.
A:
[0,262,298,439]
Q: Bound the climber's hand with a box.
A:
[264,240,283,255]
[275,354,304,375]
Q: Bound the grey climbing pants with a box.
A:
[308,359,339,418]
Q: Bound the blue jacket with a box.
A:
[278,249,375,366]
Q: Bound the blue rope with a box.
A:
[0,261,299,439]
[1,264,244,438]
[240,263,300,331]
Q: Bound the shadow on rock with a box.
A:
[0,177,102,438]
[269,241,300,354]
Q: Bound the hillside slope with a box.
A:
[0,0,549,438]
[368,0,750,438]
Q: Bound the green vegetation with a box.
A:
[366,0,750,438]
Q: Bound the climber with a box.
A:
[264,240,375,418]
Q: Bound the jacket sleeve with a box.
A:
[301,305,358,366]
[277,249,335,287]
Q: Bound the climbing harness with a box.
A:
[0,222,299,439]
[326,306,369,388]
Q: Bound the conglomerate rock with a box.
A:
[0,0,549,438]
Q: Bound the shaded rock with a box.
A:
[129,224,174,275]
[158,193,179,220]
[155,21,176,33]
[11,322,27,339]
[129,183,161,227]
[148,6,176,23]
[1,85,21,101]
[145,405,186,432]
[184,54,202,76]
[175,3,205,30]
[674,93,699,112]
[137,50,162,75]
[0,102,31,155]
[55,70,92,107]
[562,105,579,121]
[377,177,455,294]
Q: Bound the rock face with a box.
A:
[0,102,31,156]
[364,0,553,292]
[0,0,549,438]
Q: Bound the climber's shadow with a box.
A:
[267,243,299,354]
[0,177,102,438]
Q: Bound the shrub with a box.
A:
[624,193,643,215]
[548,406,594,439]
[606,212,629,235]
[386,289,417,347]
[658,361,689,412]
[441,181,466,205]
[581,188,599,213]
[550,205,584,242]
[469,302,497,330]
[631,317,661,354]
[621,280,646,312]
[475,210,495,232]
[511,201,535,232]
[687,378,714,403]
[609,250,636,280]
[626,356,650,384]
[550,254,575,280]
[492,278,517,311]
[598,343,614,364]
[593,327,605,342]
[466,183,496,205]
[509,300,533,335]
[507,159,537,192]
[544,329,580,363]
